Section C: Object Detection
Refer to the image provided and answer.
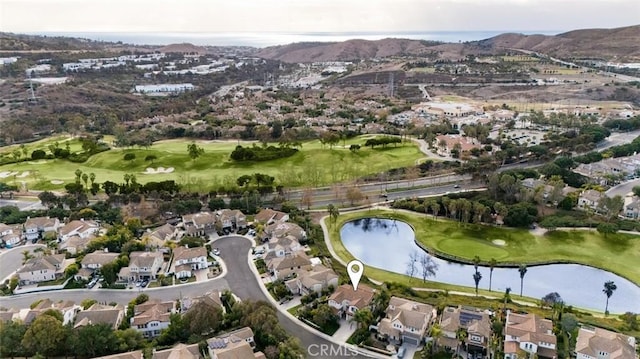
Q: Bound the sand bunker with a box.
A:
[50,180,64,185]
[492,239,506,246]
[16,171,30,178]
[144,167,175,174]
[27,160,47,165]
[0,171,18,178]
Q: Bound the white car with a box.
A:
[213,248,221,256]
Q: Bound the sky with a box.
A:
[0,0,639,34]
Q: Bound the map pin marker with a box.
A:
[347,260,364,291]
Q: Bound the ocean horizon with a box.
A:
[28,30,562,48]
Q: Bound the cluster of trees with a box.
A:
[230,144,298,162]
[0,310,146,358]
[363,136,402,148]
[574,134,640,165]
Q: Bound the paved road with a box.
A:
[215,236,372,358]
[605,178,640,198]
[0,244,45,282]
[595,129,640,151]
[0,198,46,211]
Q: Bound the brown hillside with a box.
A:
[256,38,441,63]
[157,43,209,54]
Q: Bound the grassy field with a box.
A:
[329,209,640,286]
[0,135,424,190]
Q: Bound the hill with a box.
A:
[256,38,442,63]
[257,25,640,62]
[157,43,209,54]
[475,24,640,60]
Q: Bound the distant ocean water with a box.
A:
[32,31,562,48]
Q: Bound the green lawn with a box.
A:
[329,209,640,286]
[0,135,423,190]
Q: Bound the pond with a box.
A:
[340,218,640,313]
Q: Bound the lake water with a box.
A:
[341,218,640,313]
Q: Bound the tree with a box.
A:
[21,250,33,264]
[351,308,373,329]
[429,201,440,220]
[208,197,226,211]
[301,187,314,209]
[68,323,119,358]
[123,153,136,161]
[183,302,224,337]
[0,320,27,358]
[327,204,340,226]
[345,186,364,206]
[518,264,528,296]
[82,173,89,188]
[488,258,497,291]
[406,251,419,281]
[419,254,438,283]
[603,281,617,315]
[144,154,157,164]
[472,255,481,272]
[473,271,482,296]
[456,328,468,357]
[187,142,205,161]
[31,149,46,160]
[157,313,189,346]
[597,222,619,238]
[312,304,338,329]
[74,169,83,183]
[21,314,67,358]
[541,292,563,308]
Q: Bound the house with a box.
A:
[254,208,289,225]
[81,252,119,271]
[377,296,437,346]
[172,246,209,279]
[266,251,312,280]
[131,300,176,338]
[434,134,481,157]
[143,223,178,248]
[94,350,143,359]
[0,223,22,247]
[119,251,165,282]
[59,234,94,255]
[578,190,604,211]
[31,299,80,326]
[182,212,217,236]
[264,222,306,242]
[180,291,223,313]
[207,327,265,359]
[24,216,60,241]
[74,303,125,330]
[575,326,637,359]
[134,83,195,95]
[59,219,99,242]
[288,265,338,295]
[624,198,640,220]
[438,306,493,354]
[153,343,202,359]
[217,209,247,230]
[17,254,68,285]
[504,312,557,359]
[328,284,375,321]
[264,235,302,259]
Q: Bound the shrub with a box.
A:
[31,149,46,160]
[123,153,136,161]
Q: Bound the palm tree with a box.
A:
[518,264,528,296]
[350,308,373,329]
[503,287,512,311]
[456,328,468,358]
[21,250,33,264]
[488,258,497,291]
[472,255,481,272]
[473,271,482,296]
[429,323,443,355]
[602,281,617,315]
[327,204,340,226]
[430,201,440,220]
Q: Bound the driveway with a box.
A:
[332,319,357,342]
[0,244,45,282]
[605,178,640,198]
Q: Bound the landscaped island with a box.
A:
[327,209,640,287]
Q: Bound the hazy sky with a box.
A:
[1,0,638,33]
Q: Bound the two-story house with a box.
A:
[152,343,202,359]
[59,219,99,242]
[59,234,94,255]
[263,222,306,243]
[31,298,80,326]
[0,223,22,247]
[217,209,247,230]
[624,198,640,220]
[131,300,175,338]
[79,251,119,279]
[328,284,375,321]
[24,216,61,242]
[74,303,125,330]
[254,208,289,225]
[17,254,68,285]
[576,326,637,359]
[172,246,209,279]
[119,251,165,282]
[266,251,312,280]
[378,296,437,346]
[578,190,604,211]
[207,327,265,359]
[438,306,493,355]
[504,312,557,359]
[288,265,339,295]
[182,212,217,236]
[264,235,301,259]
[143,223,178,249]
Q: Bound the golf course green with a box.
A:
[328,209,640,286]
[0,135,424,190]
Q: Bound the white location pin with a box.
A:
[347,260,364,291]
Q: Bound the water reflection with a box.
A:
[340,218,640,313]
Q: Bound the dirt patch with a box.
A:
[492,239,506,246]
[50,180,64,185]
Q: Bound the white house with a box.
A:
[576,326,637,359]
[133,83,195,95]
[504,312,557,359]
[24,216,60,241]
[207,327,264,359]
[32,299,81,326]
[131,300,175,338]
[288,264,338,295]
[328,284,375,321]
[578,190,604,211]
[172,246,209,279]
[58,219,99,242]
[0,223,22,247]
[119,251,164,281]
[81,252,119,270]
[17,254,68,285]
[25,64,52,76]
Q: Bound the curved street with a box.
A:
[0,236,373,359]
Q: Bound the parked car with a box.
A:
[453,184,460,188]
[213,248,220,255]
[397,347,406,358]
[141,279,149,287]
[87,278,99,289]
